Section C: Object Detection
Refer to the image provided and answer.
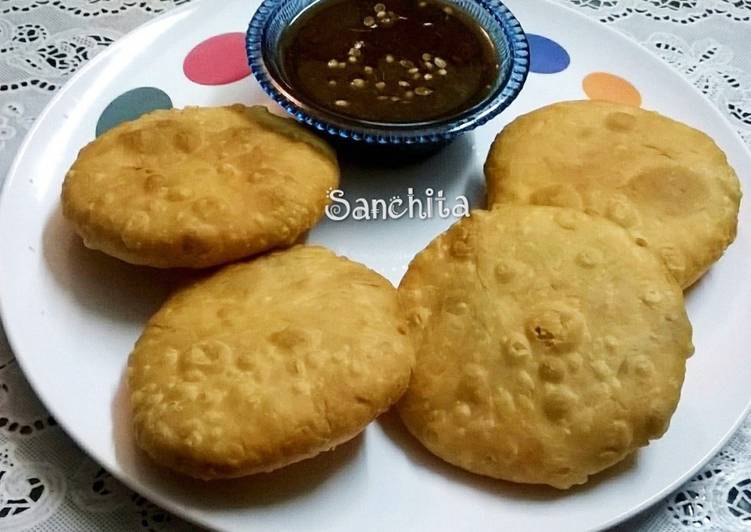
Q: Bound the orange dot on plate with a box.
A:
[583,72,642,107]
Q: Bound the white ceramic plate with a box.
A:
[1,0,749,530]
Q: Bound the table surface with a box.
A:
[0,0,749,530]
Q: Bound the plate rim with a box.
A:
[0,0,749,530]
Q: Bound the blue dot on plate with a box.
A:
[96,87,173,136]
[528,34,570,74]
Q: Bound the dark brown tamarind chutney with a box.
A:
[279,0,499,124]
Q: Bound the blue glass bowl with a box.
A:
[246,0,529,148]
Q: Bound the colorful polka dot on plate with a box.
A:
[184,33,251,85]
[96,87,173,137]
[583,72,642,107]
[527,34,570,74]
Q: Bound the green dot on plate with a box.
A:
[96,87,173,137]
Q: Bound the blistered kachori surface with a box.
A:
[484,100,741,288]
[128,246,413,479]
[398,206,693,489]
[62,105,339,268]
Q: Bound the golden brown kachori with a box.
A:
[128,245,413,479]
[398,205,693,489]
[484,100,741,288]
[62,105,339,268]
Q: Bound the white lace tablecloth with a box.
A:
[0,0,749,530]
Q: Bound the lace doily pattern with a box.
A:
[566,0,751,24]
[0,441,66,530]
[643,32,751,141]
[0,24,119,92]
[1,0,178,17]
[0,435,182,531]
[0,362,57,439]
[71,463,178,531]
[0,0,750,530]
[0,360,186,530]
[70,462,130,514]
[619,428,751,531]
[5,29,118,80]
[0,0,188,163]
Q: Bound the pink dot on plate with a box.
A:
[184,33,251,85]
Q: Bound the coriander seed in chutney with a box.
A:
[279,0,500,124]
